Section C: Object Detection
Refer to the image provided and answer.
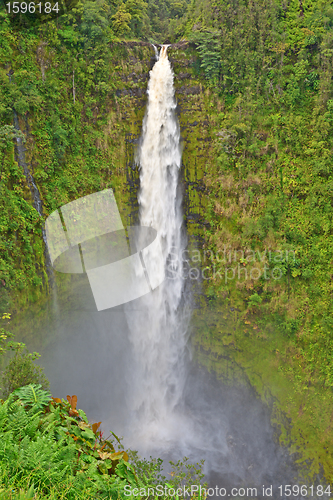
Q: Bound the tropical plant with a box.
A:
[12,384,52,411]
[0,388,137,499]
[0,386,207,499]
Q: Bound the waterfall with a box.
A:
[13,110,54,285]
[13,111,43,217]
[152,44,159,61]
[125,45,191,448]
[122,47,300,490]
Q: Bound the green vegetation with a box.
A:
[1,350,50,399]
[185,0,333,483]
[0,317,206,498]
[0,383,206,499]
[0,385,135,499]
[0,384,151,499]
[1,313,49,399]
[1,0,333,489]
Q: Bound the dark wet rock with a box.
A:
[115,88,145,97]
[177,72,192,80]
[176,85,201,95]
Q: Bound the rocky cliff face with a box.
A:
[115,43,216,243]
[1,40,216,312]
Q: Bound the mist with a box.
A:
[9,45,319,500]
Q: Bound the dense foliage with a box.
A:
[0,385,135,498]
[187,0,333,389]
[0,384,139,499]
[1,351,50,399]
[0,313,49,399]
[1,0,333,485]
[0,383,205,499]
[183,0,333,480]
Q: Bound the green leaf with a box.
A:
[13,384,52,411]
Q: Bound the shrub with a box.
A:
[1,351,50,400]
[248,293,262,309]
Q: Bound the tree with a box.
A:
[112,4,132,36]
[125,0,148,38]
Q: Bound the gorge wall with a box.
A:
[0,40,214,312]
[1,33,333,484]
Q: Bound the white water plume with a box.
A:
[125,45,191,448]
[121,47,303,495]
[20,44,306,493]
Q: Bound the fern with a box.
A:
[0,484,36,500]
[7,404,33,438]
[0,387,157,499]
[0,400,8,429]
[12,385,52,412]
